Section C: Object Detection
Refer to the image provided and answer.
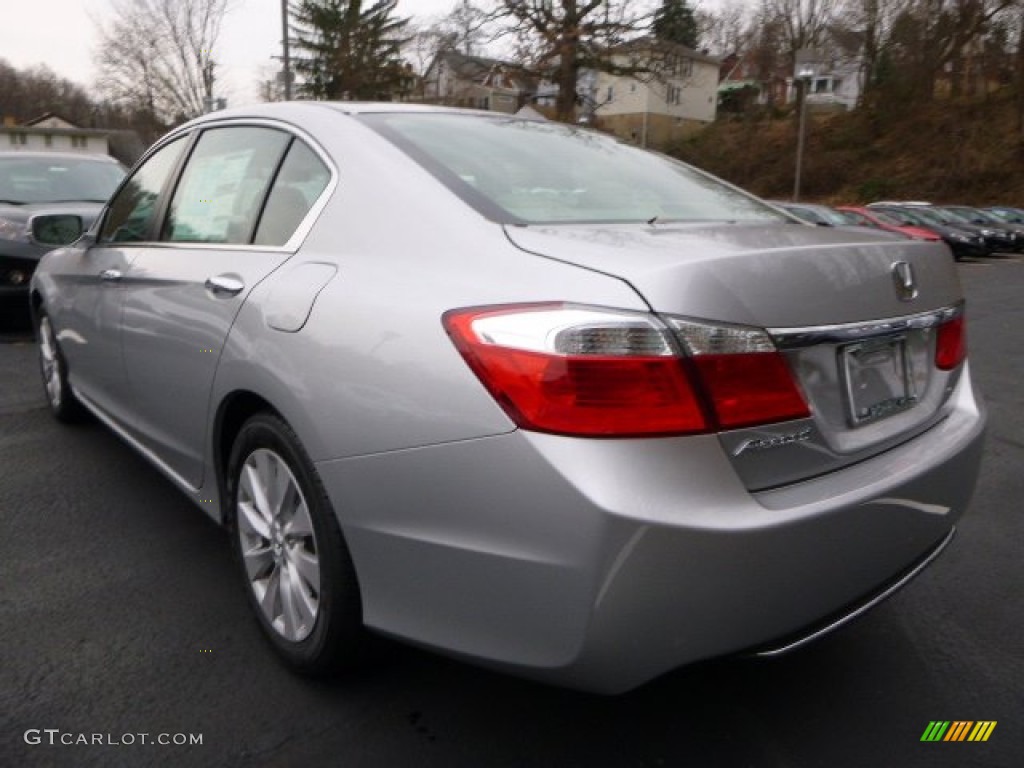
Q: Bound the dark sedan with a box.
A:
[941,205,1024,251]
[1,152,125,322]
[985,205,1024,224]
[869,205,988,260]
[915,205,1018,253]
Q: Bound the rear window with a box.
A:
[362,113,784,226]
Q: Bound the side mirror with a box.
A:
[30,214,84,246]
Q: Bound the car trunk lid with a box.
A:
[504,221,966,490]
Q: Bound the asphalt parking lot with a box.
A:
[1,255,1021,768]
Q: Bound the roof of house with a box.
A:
[23,112,78,128]
[3,113,109,137]
[609,36,721,67]
[426,49,537,94]
[428,51,510,81]
[0,124,109,138]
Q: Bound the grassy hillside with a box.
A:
[668,92,1024,206]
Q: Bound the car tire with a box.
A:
[36,310,83,422]
[227,412,363,675]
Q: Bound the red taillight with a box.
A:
[936,314,967,370]
[693,353,811,429]
[444,306,708,436]
[444,304,810,437]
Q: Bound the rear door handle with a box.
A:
[205,274,245,297]
[99,269,122,281]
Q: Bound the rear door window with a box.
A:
[162,127,290,244]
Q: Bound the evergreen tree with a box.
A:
[652,0,699,50]
[291,0,411,101]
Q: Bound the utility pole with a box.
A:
[281,0,293,100]
[793,74,811,201]
[792,50,819,202]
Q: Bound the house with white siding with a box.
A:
[584,39,720,148]
[1,113,110,155]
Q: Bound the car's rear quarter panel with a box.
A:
[210,112,652,464]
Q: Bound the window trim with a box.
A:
[92,118,338,254]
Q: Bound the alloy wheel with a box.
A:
[236,448,321,642]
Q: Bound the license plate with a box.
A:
[840,336,917,426]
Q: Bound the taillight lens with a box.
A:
[692,354,812,429]
[443,304,809,437]
[444,305,708,436]
[667,317,810,429]
[936,314,967,370]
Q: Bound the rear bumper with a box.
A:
[317,365,986,693]
[748,526,955,658]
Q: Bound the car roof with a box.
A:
[181,100,524,129]
[162,101,548,149]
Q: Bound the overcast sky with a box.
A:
[0,0,464,108]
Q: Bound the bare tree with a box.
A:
[0,61,96,124]
[489,1,652,121]
[834,0,898,106]
[697,0,752,57]
[94,0,229,125]
[407,1,492,75]
[871,0,1018,103]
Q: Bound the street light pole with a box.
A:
[792,66,814,201]
[281,0,292,100]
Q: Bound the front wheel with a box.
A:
[36,310,83,422]
[227,412,363,674]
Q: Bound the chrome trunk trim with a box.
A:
[769,303,963,349]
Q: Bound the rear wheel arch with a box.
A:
[215,391,281,523]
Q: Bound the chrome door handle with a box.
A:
[99,269,122,281]
[205,274,245,297]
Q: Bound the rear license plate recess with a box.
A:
[839,335,917,426]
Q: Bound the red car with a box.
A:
[837,206,943,241]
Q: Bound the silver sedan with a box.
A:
[30,103,986,694]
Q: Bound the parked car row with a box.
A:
[771,199,1024,260]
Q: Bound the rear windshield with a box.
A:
[362,113,785,226]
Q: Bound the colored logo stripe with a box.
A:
[944,721,973,741]
[920,721,996,742]
[968,722,997,742]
